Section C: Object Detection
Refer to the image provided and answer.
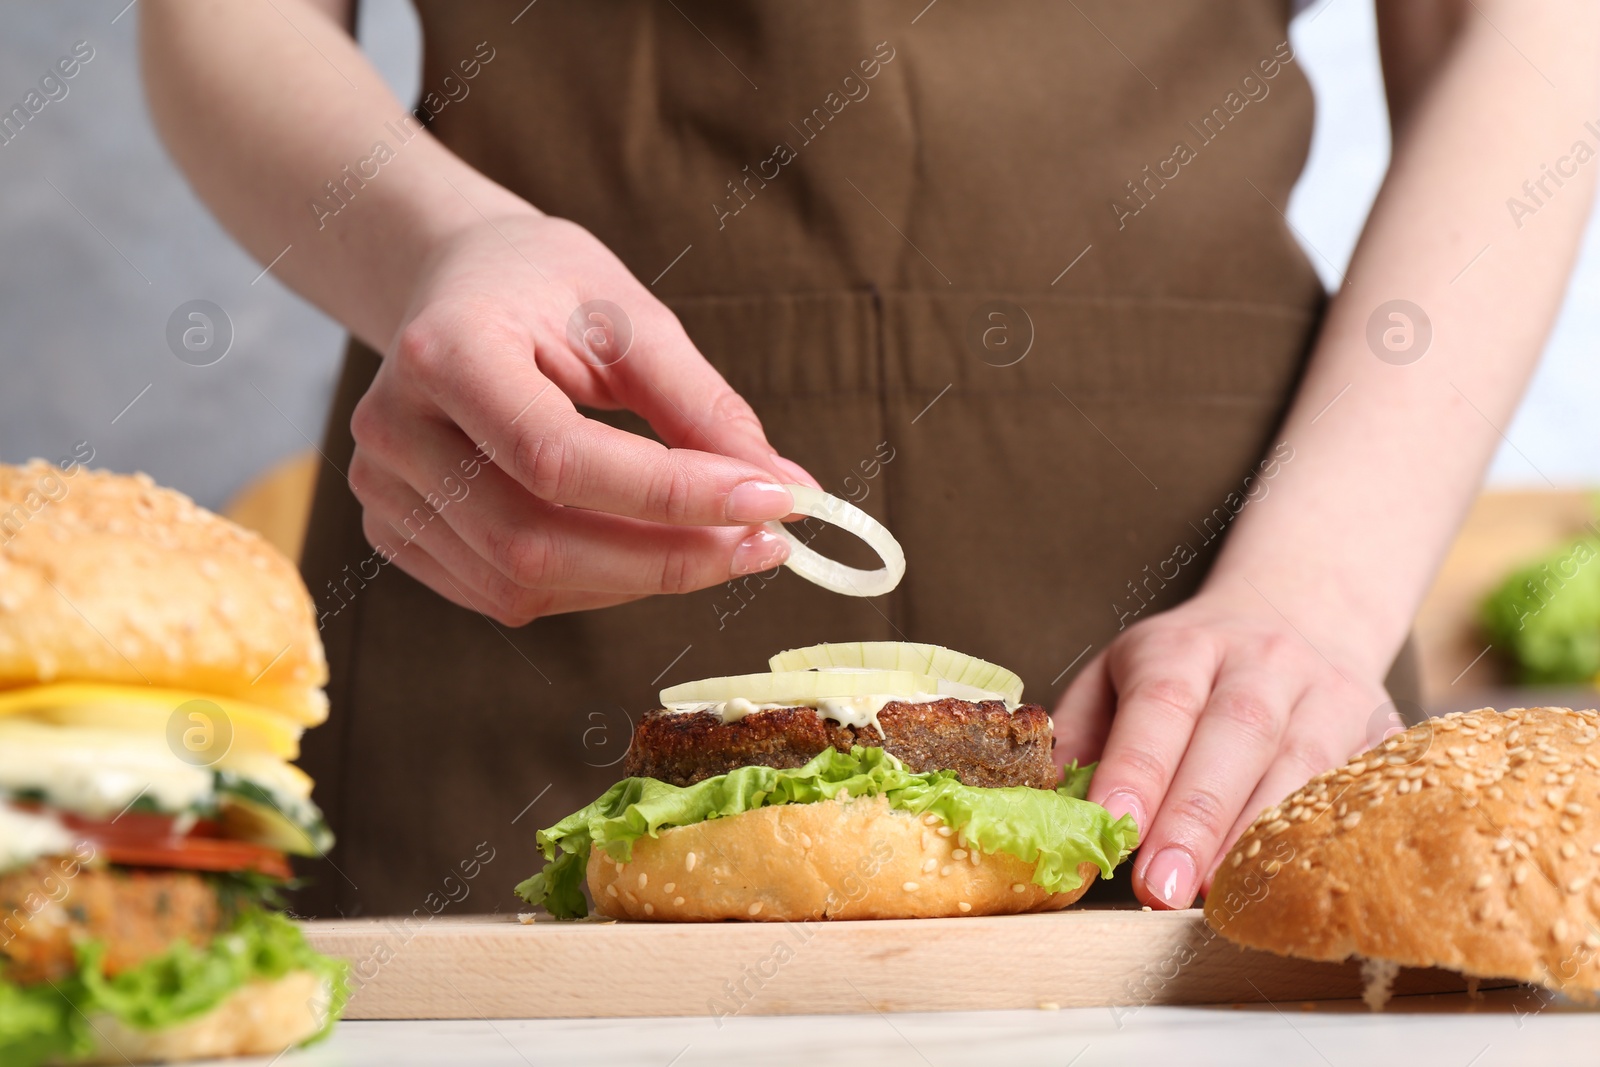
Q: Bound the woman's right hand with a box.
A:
[348,211,817,624]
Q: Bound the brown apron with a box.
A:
[296,0,1375,917]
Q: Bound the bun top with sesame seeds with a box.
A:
[0,461,327,724]
[1206,706,1600,997]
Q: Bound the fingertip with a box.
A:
[724,480,795,523]
[1138,845,1199,910]
[1098,788,1147,841]
[731,528,789,576]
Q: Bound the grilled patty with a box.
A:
[622,698,1057,790]
[0,861,225,984]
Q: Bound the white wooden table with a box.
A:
[230,988,1594,1066]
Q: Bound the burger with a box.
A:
[1207,705,1600,1007]
[0,461,345,1065]
[517,642,1138,921]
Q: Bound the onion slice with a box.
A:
[661,669,934,708]
[763,485,905,598]
[768,641,1024,705]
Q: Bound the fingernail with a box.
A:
[769,455,819,489]
[1143,847,1198,909]
[1100,789,1146,841]
[724,481,793,523]
[731,529,788,575]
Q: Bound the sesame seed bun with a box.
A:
[1207,706,1600,996]
[587,795,1098,921]
[0,461,327,724]
[73,969,333,1064]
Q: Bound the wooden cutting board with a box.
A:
[302,910,1480,1019]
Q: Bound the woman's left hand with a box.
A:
[1051,582,1392,909]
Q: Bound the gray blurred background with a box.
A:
[3,0,1597,511]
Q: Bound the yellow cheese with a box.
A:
[0,683,302,759]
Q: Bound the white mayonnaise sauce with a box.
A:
[0,802,74,873]
[663,691,1013,735]
[0,720,214,817]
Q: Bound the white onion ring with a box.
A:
[763,485,906,598]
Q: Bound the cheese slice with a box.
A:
[0,683,302,759]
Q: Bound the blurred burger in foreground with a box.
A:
[0,461,345,1065]
[1207,705,1600,1006]
[517,642,1138,921]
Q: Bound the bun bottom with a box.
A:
[588,795,1097,921]
[68,970,331,1065]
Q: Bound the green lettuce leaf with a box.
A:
[0,907,348,1067]
[1481,527,1600,684]
[516,746,1139,919]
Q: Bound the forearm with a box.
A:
[140,0,531,350]
[1207,0,1600,678]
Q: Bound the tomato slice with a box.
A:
[51,809,292,879]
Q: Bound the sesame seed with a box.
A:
[970,850,981,866]
[625,890,637,903]
[958,901,972,912]
[1570,877,1589,894]
[1245,839,1262,858]
[644,903,654,915]
[1231,852,1243,868]
[952,849,968,860]
[1568,803,1586,816]
[800,834,813,849]
[1341,813,1362,830]
[1500,912,1516,929]
[1494,838,1514,852]
[1555,918,1571,940]
[749,902,763,915]
[1473,874,1493,890]
[664,882,675,893]
[923,813,938,825]
[685,853,698,871]
[1549,790,1564,808]
[1461,774,1478,790]
[1265,819,1292,837]
[674,896,685,905]
[1488,786,1504,800]
[638,873,648,889]
[1514,866,1530,886]
[904,882,920,892]
[606,884,619,898]
[1562,843,1578,859]
[922,858,937,873]
[937,826,954,837]
[1012,883,1026,893]
[941,865,954,876]
[1562,818,1578,834]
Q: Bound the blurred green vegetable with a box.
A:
[1481,519,1600,685]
